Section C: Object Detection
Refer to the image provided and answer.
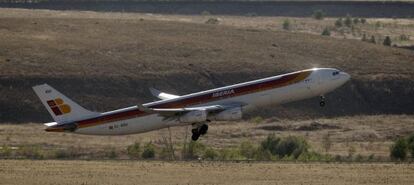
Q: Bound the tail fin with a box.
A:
[32,84,99,124]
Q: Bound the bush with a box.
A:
[312,9,325,20]
[219,148,243,160]
[105,148,118,159]
[335,18,343,27]
[0,145,12,157]
[260,134,281,155]
[353,18,360,24]
[370,35,376,44]
[321,27,331,36]
[239,141,256,159]
[185,141,206,159]
[282,19,290,30]
[390,137,407,161]
[344,15,352,27]
[361,33,367,42]
[127,142,141,159]
[201,10,210,16]
[205,18,220,25]
[204,147,219,160]
[276,136,309,158]
[361,18,367,24]
[383,36,392,46]
[407,134,414,158]
[17,145,44,159]
[141,142,156,159]
[260,135,308,159]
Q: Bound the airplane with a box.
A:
[33,68,350,141]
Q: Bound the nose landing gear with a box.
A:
[319,95,326,107]
[191,124,209,141]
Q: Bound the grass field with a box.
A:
[1,115,414,159]
[1,160,414,185]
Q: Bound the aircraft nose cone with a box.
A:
[341,72,351,82]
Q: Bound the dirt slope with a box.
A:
[0,9,414,123]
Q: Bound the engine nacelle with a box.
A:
[179,110,207,123]
[209,107,242,121]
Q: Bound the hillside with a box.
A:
[0,9,414,123]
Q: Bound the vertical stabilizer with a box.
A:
[32,84,99,124]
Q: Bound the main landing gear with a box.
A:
[191,124,208,141]
[319,95,326,107]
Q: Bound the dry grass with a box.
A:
[1,160,413,185]
[1,115,414,158]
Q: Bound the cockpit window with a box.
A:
[332,71,340,76]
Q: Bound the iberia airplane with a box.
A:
[33,68,350,141]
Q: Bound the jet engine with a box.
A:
[209,107,242,121]
[179,110,207,123]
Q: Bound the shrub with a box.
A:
[219,148,243,160]
[260,134,281,155]
[407,134,414,158]
[260,135,308,159]
[17,145,44,159]
[353,18,360,24]
[344,15,352,27]
[204,147,219,160]
[361,33,367,42]
[239,141,256,159]
[321,27,331,36]
[390,137,407,161]
[141,142,156,159]
[105,148,118,159]
[185,141,206,159]
[276,136,309,158]
[127,142,141,159]
[400,34,410,41]
[201,10,210,16]
[312,9,325,20]
[370,35,376,44]
[205,18,220,25]
[282,19,290,30]
[0,145,12,157]
[254,147,274,160]
[383,36,392,46]
[335,18,343,27]
[251,116,264,124]
[361,18,367,24]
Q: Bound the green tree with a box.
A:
[283,19,290,30]
[353,18,360,24]
[335,18,343,27]
[390,138,408,160]
[370,35,376,44]
[312,9,325,20]
[344,15,352,27]
[321,27,331,36]
[361,18,367,24]
[383,36,392,46]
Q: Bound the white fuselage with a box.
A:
[52,68,350,135]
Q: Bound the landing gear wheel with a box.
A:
[319,95,326,107]
[199,124,208,135]
[191,133,200,141]
[319,101,326,107]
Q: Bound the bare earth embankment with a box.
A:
[0,8,414,123]
[1,160,414,185]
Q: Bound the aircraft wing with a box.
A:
[137,104,226,117]
[149,88,180,100]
